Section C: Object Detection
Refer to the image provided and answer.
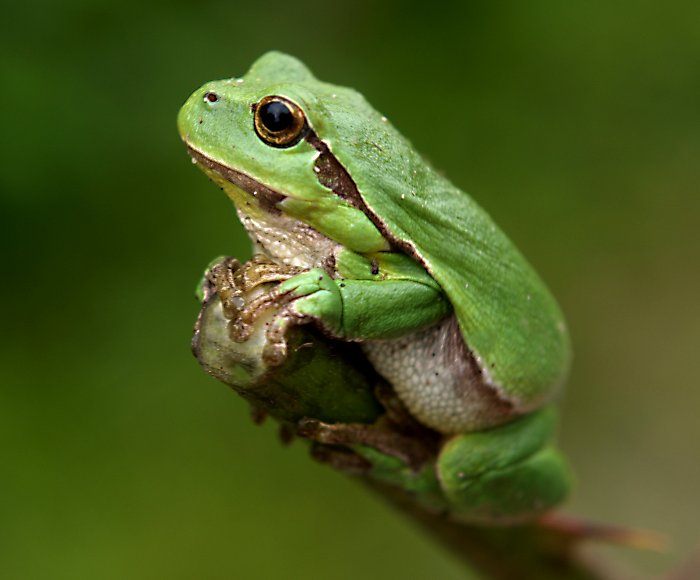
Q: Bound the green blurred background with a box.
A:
[2,1,699,578]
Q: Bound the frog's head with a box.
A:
[178,51,392,259]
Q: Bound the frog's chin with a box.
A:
[185,144,286,215]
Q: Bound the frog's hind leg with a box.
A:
[298,417,436,472]
[437,408,572,525]
[302,419,449,514]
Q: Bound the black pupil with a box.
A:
[260,101,293,132]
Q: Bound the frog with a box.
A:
[178,51,573,524]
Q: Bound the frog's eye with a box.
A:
[253,96,307,148]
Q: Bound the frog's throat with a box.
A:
[185,144,286,215]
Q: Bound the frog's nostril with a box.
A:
[204,92,219,103]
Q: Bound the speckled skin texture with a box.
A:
[363,315,515,434]
[235,206,337,270]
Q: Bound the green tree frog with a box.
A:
[179,52,572,524]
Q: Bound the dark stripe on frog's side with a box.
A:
[186,145,286,215]
[306,131,432,269]
[306,132,364,206]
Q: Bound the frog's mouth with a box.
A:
[185,129,376,216]
[185,144,287,215]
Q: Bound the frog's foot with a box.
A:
[205,256,241,317]
[207,255,303,342]
[298,418,434,472]
[233,254,302,290]
[232,268,343,366]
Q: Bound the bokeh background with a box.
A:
[3,1,699,578]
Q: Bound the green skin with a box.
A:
[179,52,572,524]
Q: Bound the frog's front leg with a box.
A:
[235,263,451,366]
[437,407,572,524]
